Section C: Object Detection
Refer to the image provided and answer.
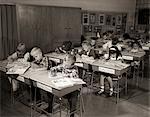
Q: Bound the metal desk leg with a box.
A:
[33,86,37,117]
[29,85,33,117]
[116,76,120,104]
[59,97,62,117]
[125,73,128,95]
[132,66,136,85]
[80,87,84,117]
[136,65,140,88]
[10,78,14,106]
[141,59,144,81]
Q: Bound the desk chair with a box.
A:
[112,73,127,103]
[81,63,95,93]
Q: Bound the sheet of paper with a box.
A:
[6,59,30,75]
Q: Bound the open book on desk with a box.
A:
[50,77,85,89]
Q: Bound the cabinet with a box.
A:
[17,5,81,53]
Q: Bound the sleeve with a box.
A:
[89,49,97,59]
[117,44,122,51]
[40,57,48,68]
[7,52,18,62]
[24,52,30,62]
[102,41,111,50]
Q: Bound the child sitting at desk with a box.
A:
[7,43,26,92]
[78,41,98,59]
[8,43,26,62]
[24,47,49,68]
[103,37,122,51]
[45,54,79,117]
[24,47,56,102]
[97,46,122,96]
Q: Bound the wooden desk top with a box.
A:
[122,51,145,61]
[21,69,85,97]
[0,59,85,97]
[75,58,130,76]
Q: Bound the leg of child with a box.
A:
[66,90,79,117]
[97,74,105,94]
[106,76,113,96]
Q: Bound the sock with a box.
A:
[110,88,113,92]
[100,86,104,91]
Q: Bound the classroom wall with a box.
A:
[1,0,136,31]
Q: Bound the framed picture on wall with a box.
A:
[99,14,105,25]
[82,13,89,25]
[116,15,122,25]
[83,25,92,32]
[94,26,102,32]
[106,15,111,25]
[89,13,96,24]
[111,16,116,26]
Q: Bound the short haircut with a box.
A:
[112,37,119,45]
[62,41,72,51]
[30,47,42,56]
[17,43,26,52]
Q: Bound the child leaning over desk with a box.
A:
[46,54,79,117]
[7,43,26,92]
[96,46,123,96]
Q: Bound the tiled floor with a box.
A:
[0,54,149,117]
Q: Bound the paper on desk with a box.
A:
[51,78,74,89]
[51,77,85,89]
[6,59,30,75]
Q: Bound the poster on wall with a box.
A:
[83,25,92,32]
[82,13,89,25]
[89,13,96,24]
[116,15,122,25]
[99,14,105,25]
[94,26,102,33]
[106,15,111,25]
[111,16,116,26]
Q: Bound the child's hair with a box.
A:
[62,41,72,51]
[16,43,26,52]
[103,32,108,36]
[82,40,91,46]
[112,37,119,45]
[108,46,122,60]
[30,47,42,56]
[123,33,130,39]
[130,40,142,49]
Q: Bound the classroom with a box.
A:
[0,0,149,117]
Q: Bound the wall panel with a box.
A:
[0,5,18,60]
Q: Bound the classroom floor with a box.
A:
[0,54,150,117]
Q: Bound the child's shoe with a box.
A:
[96,86,104,95]
[109,88,113,96]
